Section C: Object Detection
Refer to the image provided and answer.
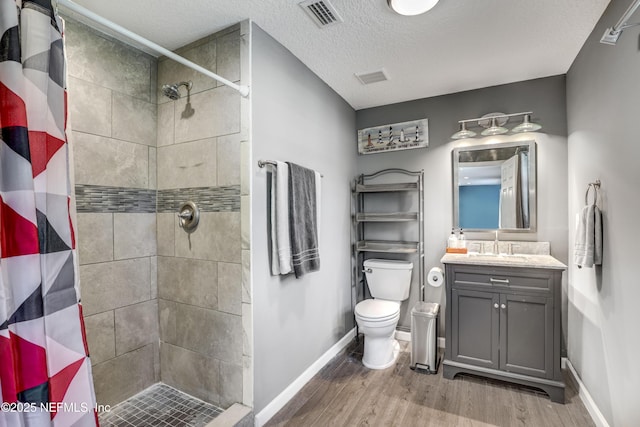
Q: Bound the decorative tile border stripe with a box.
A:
[75,185,241,213]
[157,185,240,213]
[75,185,156,213]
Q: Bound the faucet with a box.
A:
[469,242,484,254]
[493,230,499,254]
[506,242,520,256]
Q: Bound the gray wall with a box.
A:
[66,19,159,406]
[356,76,569,335]
[251,24,357,413]
[566,0,640,424]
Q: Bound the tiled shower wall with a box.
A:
[155,23,250,408]
[66,20,159,406]
[66,19,251,409]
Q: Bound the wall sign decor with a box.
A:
[357,118,429,155]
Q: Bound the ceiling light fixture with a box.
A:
[387,0,439,16]
[451,112,542,140]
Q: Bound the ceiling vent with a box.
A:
[355,69,389,85]
[299,0,344,28]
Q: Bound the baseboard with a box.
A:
[564,358,610,427]
[394,330,445,349]
[254,328,356,427]
[395,330,411,342]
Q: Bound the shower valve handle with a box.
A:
[177,202,200,233]
[178,210,193,220]
[177,210,193,229]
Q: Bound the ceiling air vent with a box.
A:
[299,0,344,28]
[355,69,389,85]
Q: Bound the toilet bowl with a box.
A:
[355,299,401,369]
[355,259,413,370]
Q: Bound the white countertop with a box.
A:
[440,253,567,270]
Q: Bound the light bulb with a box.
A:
[512,114,542,133]
[387,0,440,16]
[451,122,477,139]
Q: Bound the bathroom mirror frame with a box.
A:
[452,139,537,232]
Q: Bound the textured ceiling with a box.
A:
[63,0,610,109]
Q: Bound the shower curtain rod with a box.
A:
[600,0,640,45]
[56,0,250,97]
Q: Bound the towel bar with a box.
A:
[258,160,323,177]
[585,180,601,205]
[257,159,277,168]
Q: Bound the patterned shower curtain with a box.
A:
[0,1,98,426]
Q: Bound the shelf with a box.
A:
[351,169,424,315]
[355,182,418,193]
[356,240,419,253]
[355,212,418,222]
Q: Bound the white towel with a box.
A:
[275,161,293,275]
[574,204,603,268]
[269,170,280,275]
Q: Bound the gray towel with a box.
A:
[574,204,603,268]
[287,162,320,278]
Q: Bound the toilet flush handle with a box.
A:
[362,268,373,274]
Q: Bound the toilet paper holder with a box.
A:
[427,267,444,288]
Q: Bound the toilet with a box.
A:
[355,258,413,369]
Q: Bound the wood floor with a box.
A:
[265,339,595,427]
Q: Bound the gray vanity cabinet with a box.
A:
[500,292,553,378]
[443,263,565,403]
[450,288,499,369]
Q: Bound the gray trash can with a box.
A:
[410,301,439,374]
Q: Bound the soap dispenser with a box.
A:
[447,228,458,250]
[458,229,466,249]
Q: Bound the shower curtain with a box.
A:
[0,1,98,426]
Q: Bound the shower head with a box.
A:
[161,81,193,100]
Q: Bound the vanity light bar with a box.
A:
[451,111,541,139]
[456,111,533,125]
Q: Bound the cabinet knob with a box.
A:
[501,303,506,309]
[494,303,499,309]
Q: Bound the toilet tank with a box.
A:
[363,259,413,301]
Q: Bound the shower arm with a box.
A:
[56,0,250,98]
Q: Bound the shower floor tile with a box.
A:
[99,383,223,427]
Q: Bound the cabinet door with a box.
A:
[499,293,553,379]
[451,289,499,369]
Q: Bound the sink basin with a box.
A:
[499,255,529,262]
[466,253,530,262]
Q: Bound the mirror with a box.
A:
[452,140,536,231]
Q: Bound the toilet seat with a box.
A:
[355,299,399,322]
